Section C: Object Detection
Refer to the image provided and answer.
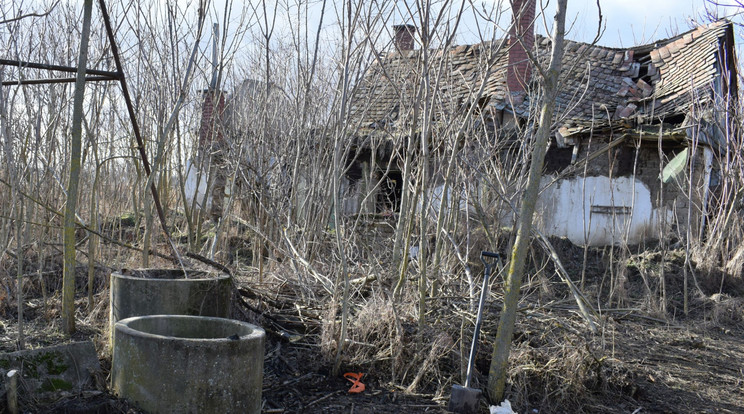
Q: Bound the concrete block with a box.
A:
[0,341,101,406]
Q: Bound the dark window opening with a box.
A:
[345,160,363,185]
[378,170,402,214]
[612,145,636,177]
[543,145,573,174]
[656,113,686,125]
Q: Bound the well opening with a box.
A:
[122,315,254,339]
[112,315,264,414]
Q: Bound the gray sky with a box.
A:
[455,0,731,48]
[201,1,740,54]
[561,0,723,47]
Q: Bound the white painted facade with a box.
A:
[533,175,672,246]
[184,159,212,210]
[183,159,231,211]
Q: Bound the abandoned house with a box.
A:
[343,4,738,246]
[187,78,291,220]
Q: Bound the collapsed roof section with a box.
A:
[350,20,737,147]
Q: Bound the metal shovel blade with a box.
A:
[447,384,482,413]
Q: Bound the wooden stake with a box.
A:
[6,369,19,414]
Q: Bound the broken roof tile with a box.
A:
[350,20,734,135]
[649,49,662,64]
[659,46,672,60]
[637,78,653,97]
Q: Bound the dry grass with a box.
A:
[2,208,744,413]
[707,293,744,328]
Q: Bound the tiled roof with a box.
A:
[645,21,731,120]
[350,20,734,137]
[349,42,510,133]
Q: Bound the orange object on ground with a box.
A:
[343,372,365,393]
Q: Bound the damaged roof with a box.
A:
[350,20,736,138]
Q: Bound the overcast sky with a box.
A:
[559,0,727,47]
[195,0,742,57]
[453,0,734,48]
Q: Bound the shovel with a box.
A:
[448,251,501,413]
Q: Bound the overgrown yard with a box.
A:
[2,0,744,412]
[1,237,743,413]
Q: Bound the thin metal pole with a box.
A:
[0,58,119,78]
[97,0,183,264]
[2,76,115,86]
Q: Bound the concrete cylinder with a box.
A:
[110,269,231,332]
[112,315,265,414]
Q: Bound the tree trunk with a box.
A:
[16,197,24,349]
[62,0,94,335]
[331,1,354,376]
[487,0,567,402]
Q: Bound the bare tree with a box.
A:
[487,0,568,402]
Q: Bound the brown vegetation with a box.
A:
[1,0,744,413]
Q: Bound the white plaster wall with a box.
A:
[182,159,232,211]
[418,184,472,218]
[184,159,211,209]
[534,175,670,246]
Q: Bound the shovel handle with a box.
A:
[481,251,500,259]
[480,251,501,267]
[464,252,499,388]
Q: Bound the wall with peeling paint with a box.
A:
[534,175,670,246]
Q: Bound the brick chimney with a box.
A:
[198,89,226,151]
[198,88,228,221]
[507,0,535,94]
[393,24,417,52]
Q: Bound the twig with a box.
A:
[282,228,333,293]
[305,390,343,408]
[266,373,315,392]
[0,1,60,25]
[442,229,476,312]
[186,251,232,276]
[534,232,600,334]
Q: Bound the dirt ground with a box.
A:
[1,246,743,414]
[255,309,744,414]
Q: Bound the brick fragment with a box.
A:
[650,49,661,63]
[636,78,653,97]
[667,41,681,54]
